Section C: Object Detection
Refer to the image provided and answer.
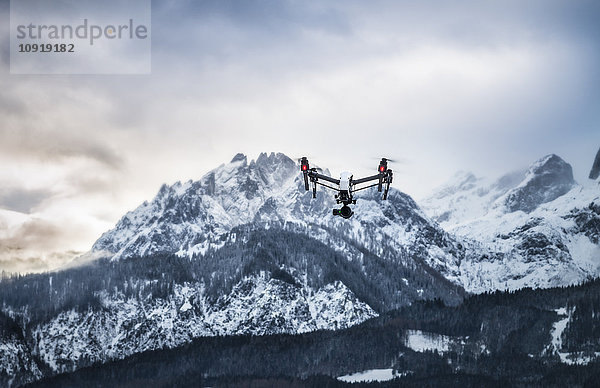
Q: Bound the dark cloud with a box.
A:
[52,142,124,170]
[149,0,353,74]
[61,168,120,197]
[0,125,123,169]
[0,218,62,250]
[153,0,351,34]
[0,188,52,213]
[148,0,600,67]
[0,217,82,273]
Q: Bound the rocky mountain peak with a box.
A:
[251,152,297,184]
[254,152,294,166]
[90,153,323,260]
[503,154,575,213]
[528,154,572,177]
[89,152,469,298]
[590,147,600,180]
[230,153,248,164]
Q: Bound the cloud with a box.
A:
[0,210,107,273]
[0,187,52,213]
[0,250,81,274]
[0,216,82,273]
[0,85,124,169]
[0,218,62,251]
[0,0,599,273]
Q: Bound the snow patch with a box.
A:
[404,329,451,353]
[180,300,192,312]
[338,368,398,383]
[549,306,600,365]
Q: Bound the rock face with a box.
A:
[0,313,43,387]
[503,154,575,213]
[25,275,376,375]
[590,147,600,180]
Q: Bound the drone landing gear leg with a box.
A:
[312,181,317,198]
[383,170,392,200]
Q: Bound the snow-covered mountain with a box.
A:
[91,152,462,268]
[0,152,467,383]
[2,151,599,386]
[27,275,376,375]
[0,313,43,388]
[421,154,600,292]
[90,151,468,300]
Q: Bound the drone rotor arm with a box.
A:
[352,182,380,192]
[314,181,339,192]
[352,174,380,185]
[308,171,340,185]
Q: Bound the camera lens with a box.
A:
[340,205,353,219]
[333,206,353,219]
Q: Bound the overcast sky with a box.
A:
[1,0,599,273]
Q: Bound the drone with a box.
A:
[300,157,393,219]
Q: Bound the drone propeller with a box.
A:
[367,156,406,165]
[293,155,315,164]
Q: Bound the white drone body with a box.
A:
[339,171,352,192]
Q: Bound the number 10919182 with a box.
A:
[18,43,75,52]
